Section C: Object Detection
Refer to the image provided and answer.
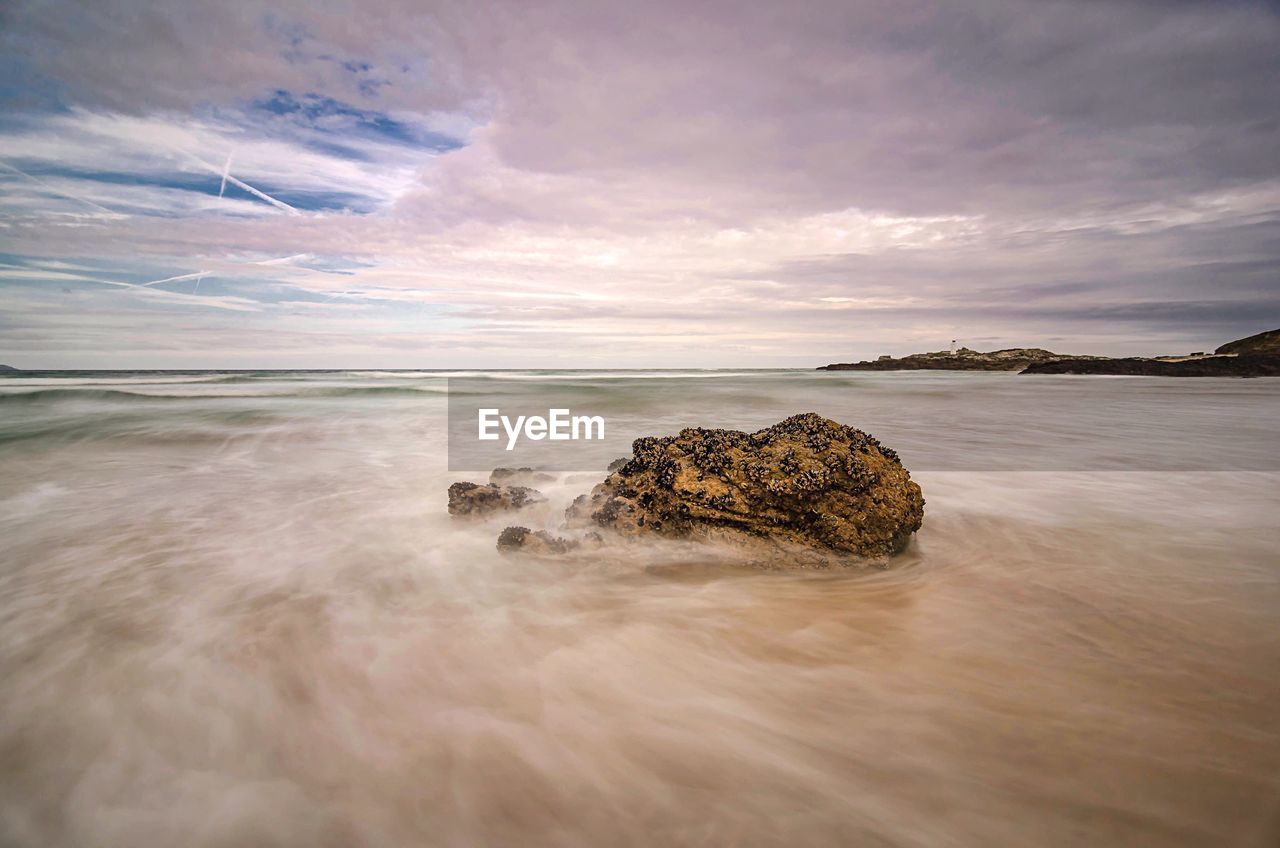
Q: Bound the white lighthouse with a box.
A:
[950,339,957,356]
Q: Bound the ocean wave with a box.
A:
[337,370,459,379]
[0,389,196,404]
[0,375,245,387]
[0,385,450,404]
[476,371,782,380]
[295,385,449,397]
[0,409,284,445]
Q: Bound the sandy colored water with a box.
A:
[2,371,1278,847]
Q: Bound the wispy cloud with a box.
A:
[0,160,125,218]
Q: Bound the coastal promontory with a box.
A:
[818,347,1102,371]
[820,328,1280,377]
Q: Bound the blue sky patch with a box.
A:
[254,90,464,153]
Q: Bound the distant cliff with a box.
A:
[819,347,1104,372]
[0,364,18,372]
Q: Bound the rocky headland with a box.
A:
[820,328,1280,377]
[819,347,1104,371]
[495,413,924,567]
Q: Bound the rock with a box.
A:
[488,467,557,487]
[448,482,545,517]
[606,456,631,473]
[497,526,602,554]
[496,526,577,554]
[564,413,924,561]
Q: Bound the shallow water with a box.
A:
[2,370,1278,847]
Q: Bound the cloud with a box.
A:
[0,101,466,218]
[0,0,1278,367]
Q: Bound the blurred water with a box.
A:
[1,370,1278,847]
[443,370,1280,471]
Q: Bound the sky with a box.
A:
[1,0,1278,368]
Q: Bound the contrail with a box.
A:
[186,153,299,215]
[252,253,311,266]
[0,160,122,217]
[221,171,299,214]
[87,271,210,290]
[135,271,211,288]
[218,155,232,199]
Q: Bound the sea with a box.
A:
[2,369,1278,847]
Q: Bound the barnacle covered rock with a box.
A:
[564,413,923,561]
[448,482,545,516]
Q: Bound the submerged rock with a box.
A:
[496,526,600,555]
[563,412,924,561]
[448,482,545,517]
[489,467,557,487]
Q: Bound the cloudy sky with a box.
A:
[1,0,1278,368]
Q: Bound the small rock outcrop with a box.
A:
[496,527,605,555]
[448,482,545,516]
[496,526,582,554]
[533,413,924,562]
[489,467,557,487]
